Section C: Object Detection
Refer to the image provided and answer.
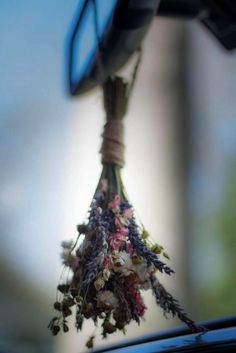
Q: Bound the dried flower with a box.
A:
[94,277,105,291]
[61,240,73,249]
[97,290,119,310]
[103,320,117,334]
[86,335,95,349]
[50,134,199,349]
[102,268,111,281]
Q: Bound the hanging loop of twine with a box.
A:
[92,0,142,167]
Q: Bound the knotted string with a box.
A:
[100,77,127,167]
[92,0,141,167]
[100,52,142,167]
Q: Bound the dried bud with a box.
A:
[54,301,61,311]
[57,284,70,294]
[82,303,94,319]
[52,325,60,336]
[70,288,79,297]
[63,323,69,332]
[151,244,163,254]
[115,321,125,330]
[76,315,83,331]
[131,255,143,265]
[163,251,170,260]
[63,297,75,307]
[62,305,72,317]
[75,295,83,303]
[86,335,95,349]
[103,321,116,334]
[141,229,149,240]
[77,224,88,234]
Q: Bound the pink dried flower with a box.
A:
[103,255,113,268]
[123,207,133,219]
[126,243,135,256]
[108,232,127,251]
[134,291,146,316]
[108,194,120,212]
[127,280,147,317]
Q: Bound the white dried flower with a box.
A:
[140,280,151,290]
[94,277,105,291]
[102,268,111,281]
[61,249,76,268]
[97,290,118,309]
[113,251,133,276]
[61,240,73,249]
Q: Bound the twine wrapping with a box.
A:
[100,76,128,167]
[100,120,125,167]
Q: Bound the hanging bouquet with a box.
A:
[48,77,201,349]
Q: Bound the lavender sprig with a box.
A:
[150,274,201,332]
[83,203,109,285]
[128,218,174,275]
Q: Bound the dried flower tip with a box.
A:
[151,244,162,254]
[57,284,70,294]
[115,321,125,330]
[47,316,58,329]
[70,288,79,297]
[61,240,73,249]
[82,303,94,319]
[63,297,75,307]
[141,230,149,240]
[77,224,88,234]
[52,325,60,336]
[54,301,61,311]
[86,335,95,349]
[131,255,143,265]
[163,251,170,260]
[62,306,72,317]
[103,321,117,334]
[76,316,83,331]
[75,295,83,303]
[63,323,69,332]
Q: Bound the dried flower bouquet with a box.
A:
[48,77,200,349]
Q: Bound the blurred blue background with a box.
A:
[0,1,236,353]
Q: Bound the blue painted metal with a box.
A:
[93,317,236,353]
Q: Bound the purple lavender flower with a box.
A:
[128,218,174,275]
